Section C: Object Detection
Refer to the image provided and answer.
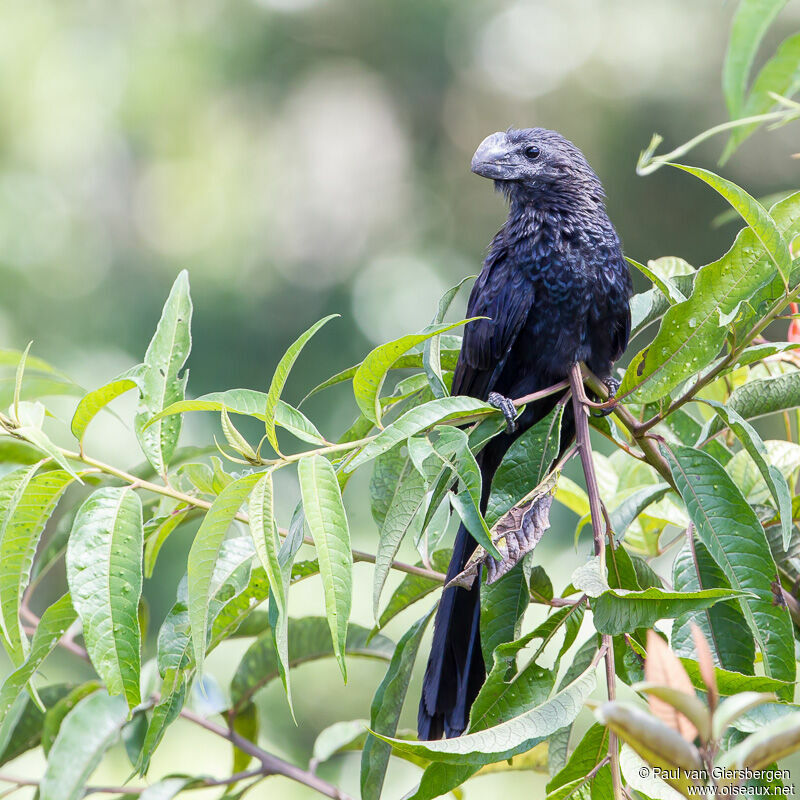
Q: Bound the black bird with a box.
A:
[418,128,632,740]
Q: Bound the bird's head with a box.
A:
[471,128,603,204]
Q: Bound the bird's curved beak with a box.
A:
[471,131,514,179]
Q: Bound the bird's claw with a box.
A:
[488,392,518,433]
[592,377,620,417]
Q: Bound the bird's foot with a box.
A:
[592,377,620,417]
[488,392,518,433]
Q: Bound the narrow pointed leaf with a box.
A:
[723,0,789,117]
[704,399,792,549]
[723,31,800,158]
[621,192,800,402]
[147,390,326,445]
[187,473,261,675]
[423,278,474,398]
[0,594,76,725]
[346,396,493,472]
[664,444,795,693]
[134,270,192,474]
[264,315,338,452]
[486,403,563,526]
[298,455,352,680]
[66,488,143,707]
[376,660,597,765]
[230,618,393,712]
[0,468,73,664]
[71,365,146,444]
[373,466,427,618]
[671,537,754,674]
[248,471,292,707]
[713,692,776,739]
[592,586,741,636]
[39,691,128,800]
[354,320,477,426]
[671,164,792,283]
[361,607,434,800]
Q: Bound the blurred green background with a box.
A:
[2,0,800,796]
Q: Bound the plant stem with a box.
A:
[54,447,443,582]
[568,363,622,800]
[580,368,677,492]
[179,706,354,800]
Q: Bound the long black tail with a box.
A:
[417,520,484,740]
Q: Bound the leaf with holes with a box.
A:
[66,488,143,708]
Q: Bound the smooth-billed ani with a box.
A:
[418,128,632,740]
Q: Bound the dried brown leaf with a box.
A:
[645,630,699,742]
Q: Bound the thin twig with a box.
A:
[568,363,622,800]
[178,707,354,800]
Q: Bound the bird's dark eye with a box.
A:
[523,145,540,160]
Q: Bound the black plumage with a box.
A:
[418,128,632,740]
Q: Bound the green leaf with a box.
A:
[346,396,493,473]
[546,724,610,800]
[354,321,477,426]
[13,425,81,481]
[722,0,789,117]
[671,163,793,284]
[42,682,102,756]
[264,315,338,453]
[0,595,76,725]
[0,468,73,664]
[619,744,685,800]
[609,484,671,544]
[375,660,597,765]
[480,562,531,665]
[713,692,776,739]
[719,710,800,771]
[725,371,800,426]
[470,633,557,735]
[373,462,427,618]
[66,488,143,708]
[70,365,146,444]
[375,551,450,631]
[723,31,800,159]
[671,537,754,675]
[248,471,291,708]
[548,637,600,776]
[136,669,186,775]
[361,607,434,800]
[429,426,501,559]
[704,399,792,549]
[664,444,795,693]
[186,473,261,676]
[592,586,741,636]
[0,684,73,766]
[147,389,326,445]
[298,455,352,681]
[313,719,370,767]
[230,618,394,712]
[627,258,686,304]
[134,270,193,475]
[423,278,474,399]
[232,701,258,774]
[621,195,800,402]
[39,690,128,800]
[485,403,563,527]
[301,346,462,405]
[143,508,189,579]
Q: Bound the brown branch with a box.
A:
[581,367,677,493]
[568,363,622,800]
[178,706,354,800]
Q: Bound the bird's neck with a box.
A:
[504,191,611,250]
